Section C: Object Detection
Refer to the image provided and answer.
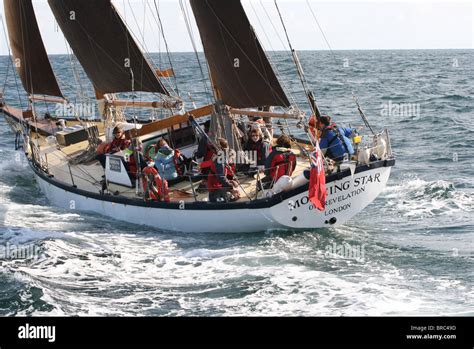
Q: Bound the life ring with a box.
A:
[142,164,170,202]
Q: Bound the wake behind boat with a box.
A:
[0,0,394,233]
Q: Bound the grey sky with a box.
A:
[0,0,472,55]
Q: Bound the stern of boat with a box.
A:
[268,157,394,230]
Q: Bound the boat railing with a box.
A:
[352,129,393,166]
[169,161,311,203]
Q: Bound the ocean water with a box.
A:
[0,50,473,316]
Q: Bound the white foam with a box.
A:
[3,228,469,316]
[381,176,473,219]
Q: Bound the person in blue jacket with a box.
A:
[154,139,178,181]
[318,115,355,162]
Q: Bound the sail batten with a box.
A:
[190,0,290,108]
[4,0,63,98]
[47,0,169,96]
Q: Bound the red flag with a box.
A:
[308,142,327,211]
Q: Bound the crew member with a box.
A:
[97,125,131,168]
[123,141,146,180]
[317,115,355,162]
[241,127,271,175]
[195,120,215,163]
[195,120,216,192]
[205,138,239,203]
[261,135,297,189]
[154,139,178,181]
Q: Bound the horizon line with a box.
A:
[0,47,473,57]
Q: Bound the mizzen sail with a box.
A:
[4,0,63,98]
[190,0,290,108]
[48,0,169,95]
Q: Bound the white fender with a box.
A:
[272,175,293,194]
[373,136,387,159]
[291,170,310,189]
[358,147,371,165]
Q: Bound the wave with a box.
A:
[6,227,469,316]
[0,157,31,179]
[381,176,473,219]
[423,94,473,103]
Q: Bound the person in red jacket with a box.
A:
[261,134,297,190]
[97,125,131,168]
[205,138,239,203]
[109,126,131,152]
[195,120,216,192]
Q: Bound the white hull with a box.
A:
[33,163,392,233]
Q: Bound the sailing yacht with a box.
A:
[0,0,395,233]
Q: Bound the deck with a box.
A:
[41,137,310,203]
[1,103,311,203]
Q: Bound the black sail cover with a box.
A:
[4,0,63,97]
[190,0,290,108]
[48,0,169,95]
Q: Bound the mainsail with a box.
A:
[48,0,169,95]
[4,0,63,98]
[190,0,290,109]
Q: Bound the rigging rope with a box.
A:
[127,0,180,118]
[0,18,25,111]
[16,2,40,139]
[247,1,299,109]
[152,0,180,97]
[0,30,11,96]
[274,0,320,119]
[179,0,213,105]
[305,0,376,134]
[126,0,145,120]
[64,38,86,106]
[142,5,178,104]
[202,0,293,109]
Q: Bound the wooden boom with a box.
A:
[229,108,302,119]
[29,95,66,104]
[107,99,181,109]
[127,104,215,138]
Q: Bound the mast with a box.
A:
[273,0,321,120]
[4,0,63,98]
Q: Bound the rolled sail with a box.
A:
[48,0,169,95]
[190,0,290,108]
[4,0,63,97]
